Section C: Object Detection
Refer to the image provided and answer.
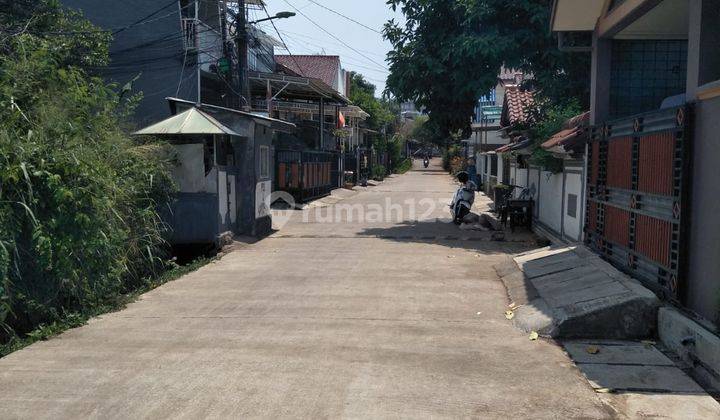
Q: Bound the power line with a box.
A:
[112,0,180,35]
[277,32,389,74]
[268,27,387,59]
[260,3,309,76]
[281,0,388,70]
[304,0,382,35]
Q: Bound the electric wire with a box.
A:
[280,0,388,69]
[304,0,382,35]
[260,3,309,76]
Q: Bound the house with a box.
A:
[133,98,295,243]
[512,111,589,243]
[244,53,364,201]
[271,54,369,152]
[476,86,534,193]
[473,69,531,193]
[61,0,240,126]
[551,0,720,328]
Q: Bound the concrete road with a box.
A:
[0,159,613,419]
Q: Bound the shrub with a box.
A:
[0,8,175,340]
[395,158,412,174]
[372,165,387,180]
[442,144,463,172]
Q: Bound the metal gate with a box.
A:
[585,105,692,302]
[275,149,340,203]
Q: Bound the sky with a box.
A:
[257,0,405,96]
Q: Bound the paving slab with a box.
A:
[563,340,720,418]
[563,341,676,366]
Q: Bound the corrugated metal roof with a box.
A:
[133,108,239,136]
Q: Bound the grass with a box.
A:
[0,257,213,358]
[395,158,413,174]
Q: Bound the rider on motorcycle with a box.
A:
[450,171,476,225]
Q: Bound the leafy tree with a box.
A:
[348,72,397,133]
[384,0,590,143]
[0,2,175,339]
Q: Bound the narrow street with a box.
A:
[0,160,612,419]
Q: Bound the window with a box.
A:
[699,1,720,86]
[259,146,270,178]
[203,136,214,175]
[490,155,498,176]
[610,40,687,117]
[567,194,578,218]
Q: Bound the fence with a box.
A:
[585,105,692,302]
[275,149,341,203]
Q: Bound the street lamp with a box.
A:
[248,11,296,25]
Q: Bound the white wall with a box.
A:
[172,144,205,193]
[563,171,584,241]
[497,157,505,184]
[528,168,541,219]
[515,168,529,198]
[524,163,585,243]
[218,170,228,225]
[538,171,564,234]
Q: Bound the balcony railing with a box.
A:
[181,18,198,51]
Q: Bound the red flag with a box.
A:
[337,111,346,128]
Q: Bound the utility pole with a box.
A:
[236,0,250,111]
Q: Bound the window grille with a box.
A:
[609,40,687,118]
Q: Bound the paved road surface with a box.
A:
[0,160,612,419]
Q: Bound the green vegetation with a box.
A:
[442,145,464,174]
[526,101,583,173]
[0,1,180,349]
[0,258,212,357]
[395,158,412,174]
[348,72,397,134]
[384,0,590,146]
[371,164,387,181]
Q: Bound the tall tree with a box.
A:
[384,0,590,142]
[348,72,397,133]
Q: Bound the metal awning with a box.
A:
[248,71,350,105]
[166,97,296,133]
[133,107,239,136]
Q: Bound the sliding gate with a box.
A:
[585,105,692,302]
[276,149,340,203]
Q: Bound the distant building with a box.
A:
[400,102,425,120]
[472,68,531,192]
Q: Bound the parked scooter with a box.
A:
[449,172,476,225]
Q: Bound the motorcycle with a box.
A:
[423,158,429,168]
[449,181,477,224]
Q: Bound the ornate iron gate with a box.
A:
[585,105,692,302]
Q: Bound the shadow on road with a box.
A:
[356,220,538,255]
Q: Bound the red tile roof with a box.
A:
[275,55,340,89]
[501,88,535,127]
[541,111,590,154]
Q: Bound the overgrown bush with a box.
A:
[372,164,387,180]
[442,145,464,174]
[0,5,176,340]
[395,158,412,174]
